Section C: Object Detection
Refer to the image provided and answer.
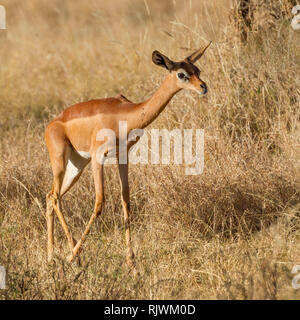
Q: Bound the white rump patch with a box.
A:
[60,149,91,195]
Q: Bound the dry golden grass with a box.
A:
[0,0,299,299]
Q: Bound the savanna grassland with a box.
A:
[0,0,299,299]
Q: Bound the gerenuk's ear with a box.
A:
[152,50,175,71]
[186,41,212,63]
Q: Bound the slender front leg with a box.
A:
[46,191,54,262]
[67,155,104,263]
[118,162,135,267]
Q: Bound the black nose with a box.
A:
[200,83,207,94]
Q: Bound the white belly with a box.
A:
[77,151,91,160]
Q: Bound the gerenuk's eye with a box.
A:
[177,72,185,79]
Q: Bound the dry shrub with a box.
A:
[229,0,298,41]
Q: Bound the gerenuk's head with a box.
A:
[152,41,211,95]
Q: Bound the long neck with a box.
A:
[129,74,181,130]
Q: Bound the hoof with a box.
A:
[66,254,81,266]
[66,254,74,263]
[47,252,55,264]
[126,257,135,268]
[126,250,136,269]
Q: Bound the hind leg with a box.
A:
[46,190,55,262]
[47,155,77,255]
[45,123,79,260]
